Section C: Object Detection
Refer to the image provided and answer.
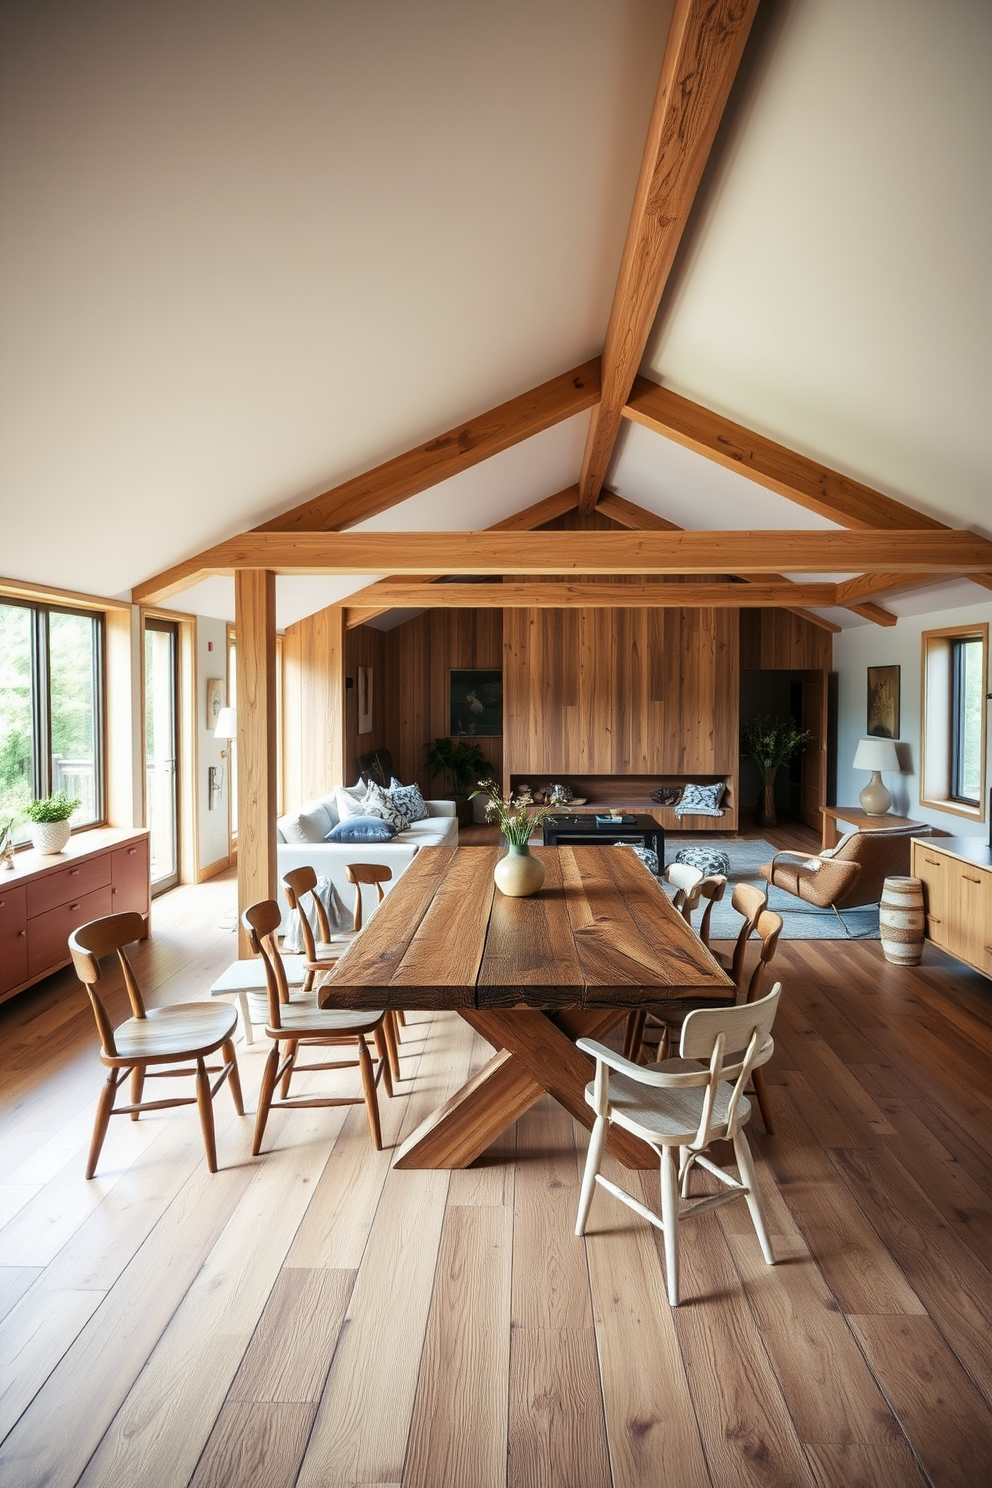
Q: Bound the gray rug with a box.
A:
[658,837,880,941]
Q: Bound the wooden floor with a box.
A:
[2,823,992,1487]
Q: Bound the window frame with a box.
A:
[920,622,988,822]
[0,594,107,840]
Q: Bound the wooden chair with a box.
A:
[664,862,705,922]
[575,984,782,1306]
[623,879,763,1062]
[281,865,354,991]
[208,950,310,1046]
[242,899,395,1155]
[69,911,244,1178]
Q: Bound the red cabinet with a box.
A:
[0,884,28,996]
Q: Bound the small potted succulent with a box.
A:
[25,789,81,855]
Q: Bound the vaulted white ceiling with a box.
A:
[2,0,990,631]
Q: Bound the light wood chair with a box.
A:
[664,862,705,922]
[576,984,782,1306]
[69,911,244,1178]
[281,865,354,990]
[694,873,728,950]
[243,899,395,1155]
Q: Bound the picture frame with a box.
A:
[450,669,502,736]
[867,664,900,739]
[206,678,224,730]
[357,665,373,735]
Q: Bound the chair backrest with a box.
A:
[832,825,931,906]
[696,875,727,949]
[282,865,332,959]
[742,909,783,1003]
[345,862,392,932]
[678,982,782,1144]
[243,899,292,1028]
[726,881,768,987]
[664,862,704,921]
[68,911,148,1056]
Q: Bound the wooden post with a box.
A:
[235,570,278,956]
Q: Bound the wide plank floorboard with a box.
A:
[1,844,991,1486]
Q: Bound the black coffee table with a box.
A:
[542,813,664,868]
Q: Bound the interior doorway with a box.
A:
[740,669,829,833]
[145,618,180,894]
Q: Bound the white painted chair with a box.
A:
[575,983,781,1306]
[209,950,310,1045]
[664,861,705,921]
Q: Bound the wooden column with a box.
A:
[235,570,278,955]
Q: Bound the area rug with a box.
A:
[658,837,880,941]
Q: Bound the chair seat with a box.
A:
[587,1066,752,1145]
[110,1002,239,1061]
[264,1002,384,1037]
[210,956,308,994]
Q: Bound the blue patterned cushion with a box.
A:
[389,777,429,823]
[325,815,397,843]
[361,781,411,831]
[674,782,725,818]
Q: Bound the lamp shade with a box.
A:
[213,707,237,740]
[852,737,899,772]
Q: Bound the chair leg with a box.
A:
[830,902,855,937]
[130,1066,145,1119]
[238,990,255,1045]
[252,1043,281,1156]
[575,1114,608,1236]
[86,1070,119,1179]
[751,1066,775,1134]
[373,1026,393,1099]
[623,1010,645,1062]
[195,1057,219,1173]
[280,1040,299,1099]
[223,1039,245,1116]
[659,1144,681,1306]
[385,1012,401,1083]
[733,1128,775,1266]
[357,1035,382,1150]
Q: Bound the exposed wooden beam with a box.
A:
[835,572,953,605]
[596,491,841,631]
[255,361,599,536]
[846,602,898,627]
[341,486,581,624]
[337,581,841,610]
[131,531,992,602]
[578,0,760,511]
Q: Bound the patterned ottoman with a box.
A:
[674,846,730,877]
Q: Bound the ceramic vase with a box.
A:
[755,766,778,829]
[494,844,545,897]
[31,820,71,855]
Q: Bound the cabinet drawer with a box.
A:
[26,854,112,918]
[0,885,28,994]
[27,885,113,980]
[112,842,149,917]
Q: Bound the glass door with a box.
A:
[145,619,179,893]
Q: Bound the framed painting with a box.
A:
[206,678,224,731]
[450,669,502,736]
[867,664,900,739]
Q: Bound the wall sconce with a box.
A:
[214,707,236,759]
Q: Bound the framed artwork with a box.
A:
[206,678,224,730]
[867,664,900,739]
[450,669,502,736]
[357,665,373,734]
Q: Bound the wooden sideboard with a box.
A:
[912,836,992,980]
[0,827,150,1005]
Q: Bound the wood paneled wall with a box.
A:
[384,609,503,792]
[281,605,345,807]
[740,608,832,671]
[344,622,388,786]
[503,605,739,779]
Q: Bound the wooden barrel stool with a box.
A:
[879,876,925,965]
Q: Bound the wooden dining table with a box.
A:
[317,845,733,1170]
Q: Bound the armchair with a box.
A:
[759,823,931,935]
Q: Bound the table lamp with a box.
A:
[852,736,899,815]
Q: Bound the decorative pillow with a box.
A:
[334,785,368,821]
[362,780,411,831]
[325,815,398,843]
[281,802,334,842]
[389,777,429,823]
[674,782,725,819]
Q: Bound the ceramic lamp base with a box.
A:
[859,770,892,816]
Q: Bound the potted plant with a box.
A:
[425,737,488,825]
[470,778,555,896]
[740,716,811,829]
[25,789,81,855]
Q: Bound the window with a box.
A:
[921,623,988,819]
[0,599,105,842]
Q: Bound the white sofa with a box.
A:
[275,790,458,927]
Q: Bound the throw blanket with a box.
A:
[282,875,354,951]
